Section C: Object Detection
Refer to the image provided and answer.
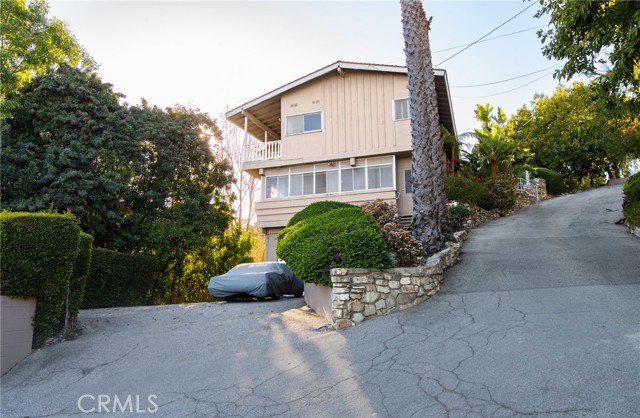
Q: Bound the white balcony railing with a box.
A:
[245,140,282,162]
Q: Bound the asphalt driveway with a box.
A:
[2,185,638,417]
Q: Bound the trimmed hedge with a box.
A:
[276,207,391,287]
[66,232,93,329]
[623,173,640,228]
[287,201,356,227]
[535,168,565,195]
[478,176,517,214]
[444,176,486,205]
[0,212,81,347]
[82,248,155,309]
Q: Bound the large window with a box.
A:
[286,111,322,135]
[290,173,314,196]
[315,170,339,194]
[341,167,366,192]
[368,164,394,189]
[394,98,410,120]
[264,159,395,199]
[265,175,288,199]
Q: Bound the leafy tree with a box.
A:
[1,65,137,248]
[536,0,640,102]
[126,103,235,303]
[509,82,636,189]
[400,0,451,257]
[0,0,94,116]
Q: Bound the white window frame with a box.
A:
[285,111,323,136]
[393,98,410,121]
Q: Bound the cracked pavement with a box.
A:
[2,185,639,417]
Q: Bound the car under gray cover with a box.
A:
[208,262,304,299]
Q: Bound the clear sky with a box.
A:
[49,0,580,135]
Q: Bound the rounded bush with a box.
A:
[0,212,81,347]
[287,201,356,227]
[444,176,487,205]
[478,176,517,214]
[276,207,391,287]
[535,168,565,195]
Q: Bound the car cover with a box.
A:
[208,262,304,298]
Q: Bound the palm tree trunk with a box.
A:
[400,0,452,257]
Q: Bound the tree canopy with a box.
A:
[1,65,251,303]
[536,0,640,102]
[508,82,639,189]
[0,0,94,101]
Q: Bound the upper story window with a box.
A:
[286,111,322,135]
[394,98,410,120]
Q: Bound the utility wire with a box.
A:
[432,26,544,54]
[450,62,562,88]
[453,70,555,99]
[435,0,540,67]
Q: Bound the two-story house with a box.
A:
[226,61,457,261]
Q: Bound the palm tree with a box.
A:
[400,0,451,256]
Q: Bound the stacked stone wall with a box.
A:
[330,230,466,329]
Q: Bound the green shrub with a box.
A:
[82,248,155,309]
[478,176,517,214]
[276,207,391,286]
[66,232,93,330]
[449,205,471,232]
[287,201,356,227]
[444,176,487,205]
[623,173,640,228]
[535,168,565,195]
[0,212,81,347]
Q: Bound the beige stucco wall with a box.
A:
[1,296,36,375]
[279,71,411,164]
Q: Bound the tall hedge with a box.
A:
[623,172,640,228]
[66,232,93,330]
[82,248,155,309]
[277,207,391,287]
[0,212,81,347]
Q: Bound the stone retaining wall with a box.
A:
[330,230,466,329]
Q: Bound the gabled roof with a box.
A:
[226,60,457,139]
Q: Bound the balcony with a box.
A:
[245,140,282,162]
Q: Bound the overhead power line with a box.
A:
[452,70,555,99]
[435,0,540,67]
[450,63,562,88]
[432,26,544,54]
